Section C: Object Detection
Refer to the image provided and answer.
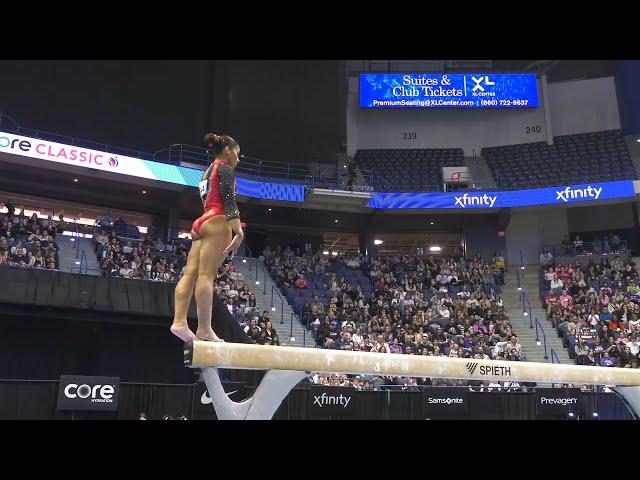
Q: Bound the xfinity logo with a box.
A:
[540,397,577,406]
[312,392,352,408]
[454,193,497,208]
[471,75,495,92]
[64,383,115,403]
[556,186,602,202]
[427,397,464,405]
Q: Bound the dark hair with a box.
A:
[204,132,238,158]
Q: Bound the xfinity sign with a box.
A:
[367,180,634,209]
[312,392,352,408]
[309,386,356,416]
[454,193,497,208]
[555,186,602,202]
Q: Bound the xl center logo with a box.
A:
[471,76,495,92]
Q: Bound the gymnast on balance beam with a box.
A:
[170,132,244,342]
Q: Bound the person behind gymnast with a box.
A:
[170,132,244,342]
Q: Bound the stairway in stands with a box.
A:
[463,155,496,189]
[56,234,101,275]
[501,264,573,365]
[233,257,310,348]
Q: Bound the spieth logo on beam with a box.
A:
[465,362,512,377]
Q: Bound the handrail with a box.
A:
[80,250,87,274]
[516,269,522,292]
[74,219,80,259]
[519,250,524,270]
[244,244,254,272]
[550,348,562,365]
[533,317,549,360]
[522,291,533,329]
[271,285,285,325]
[540,240,629,258]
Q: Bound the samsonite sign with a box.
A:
[57,375,119,412]
[423,387,469,415]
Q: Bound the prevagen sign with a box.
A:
[360,73,539,109]
[0,131,304,203]
[367,181,636,209]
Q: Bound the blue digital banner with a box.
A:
[235,176,305,202]
[360,73,539,109]
[367,181,636,209]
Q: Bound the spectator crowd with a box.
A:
[263,245,521,387]
[0,200,61,271]
[540,249,640,369]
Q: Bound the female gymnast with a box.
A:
[170,133,244,342]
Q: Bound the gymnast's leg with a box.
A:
[169,233,202,342]
[194,215,232,341]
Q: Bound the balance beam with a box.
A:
[185,341,640,386]
[184,341,640,419]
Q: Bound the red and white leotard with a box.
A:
[191,159,240,235]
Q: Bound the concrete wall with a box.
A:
[547,76,621,137]
[506,207,569,264]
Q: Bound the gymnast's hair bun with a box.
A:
[204,132,224,148]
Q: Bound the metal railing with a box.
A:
[491,170,635,192]
[550,348,562,365]
[2,111,637,194]
[541,240,629,258]
[270,285,285,325]
[521,291,533,329]
[519,250,525,270]
[533,317,549,360]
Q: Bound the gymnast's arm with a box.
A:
[218,164,244,244]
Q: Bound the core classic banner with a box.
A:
[0,131,305,203]
[57,375,120,411]
[360,73,539,109]
[367,180,636,209]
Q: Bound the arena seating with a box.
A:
[483,130,634,189]
[0,210,60,271]
[354,148,464,191]
[539,249,640,368]
[262,246,521,388]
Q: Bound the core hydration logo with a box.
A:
[57,375,119,411]
[465,362,512,377]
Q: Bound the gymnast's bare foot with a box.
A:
[196,327,225,342]
[170,323,198,342]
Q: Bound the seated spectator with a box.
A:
[540,249,553,268]
[550,275,563,295]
